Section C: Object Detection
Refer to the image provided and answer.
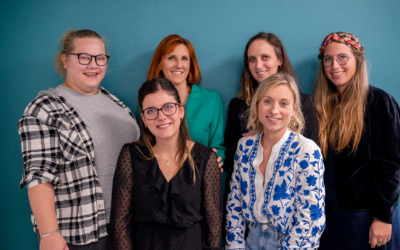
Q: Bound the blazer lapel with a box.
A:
[185,85,201,120]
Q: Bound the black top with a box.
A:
[223,92,320,173]
[110,142,222,250]
[325,85,400,223]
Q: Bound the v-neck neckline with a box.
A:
[156,143,197,183]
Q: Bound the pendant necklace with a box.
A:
[155,149,170,167]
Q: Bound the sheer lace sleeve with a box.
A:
[202,152,223,249]
[110,144,134,250]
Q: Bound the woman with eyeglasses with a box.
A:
[225,73,325,250]
[110,77,222,250]
[313,32,400,250]
[17,29,140,250]
[145,34,225,170]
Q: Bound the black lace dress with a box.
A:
[110,142,222,250]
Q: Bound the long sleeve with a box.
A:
[18,113,61,190]
[224,98,245,174]
[110,144,134,250]
[283,146,326,250]
[300,93,320,147]
[202,152,223,250]
[225,146,246,250]
[208,92,226,162]
[370,92,400,223]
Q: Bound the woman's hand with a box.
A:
[242,131,257,137]
[40,232,69,250]
[212,148,223,172]
[369,219,392,248]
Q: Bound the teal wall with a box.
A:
[1,1,399,249]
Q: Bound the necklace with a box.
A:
[155,149,170,167]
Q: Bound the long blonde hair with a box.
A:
[313,32,369,157]
[247,73,304,133]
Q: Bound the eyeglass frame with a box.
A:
[69,53,110,66]
[321,54,354,67]
[141,102,181,120]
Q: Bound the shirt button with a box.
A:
[56,98,60,101]
[69,114,74,118]
[97,203,103,209]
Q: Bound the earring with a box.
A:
[180,118,183,122]
[278,65,282,71]
[145,124,148,128]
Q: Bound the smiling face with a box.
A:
[160,44,190,87]
[323,42,357,95]
[258,84,296,136]
[248,39,283,84]
[141,90,184,141]
[61,38,107,95]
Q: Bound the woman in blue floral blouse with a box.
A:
[225,73,325,250]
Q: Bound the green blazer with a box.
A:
[185,85,225,161]
[135,84,225,161]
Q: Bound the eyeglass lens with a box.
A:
[323,54,349,67]
[144,103,177,120]
[78,53,108,66]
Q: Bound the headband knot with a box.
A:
[319,33,362,54]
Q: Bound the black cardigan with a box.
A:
[223,92,320,173]
[326,86,400,223]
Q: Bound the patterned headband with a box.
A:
[319,33,362,54]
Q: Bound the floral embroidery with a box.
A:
[226,131,326,250]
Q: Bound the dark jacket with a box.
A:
[223,92,320,173]
[326,85,400,223]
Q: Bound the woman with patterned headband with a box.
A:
[313,32,400,250]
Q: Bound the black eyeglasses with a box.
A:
[142,103,180,120]
[69,53,110,66]
[322,54,352,67]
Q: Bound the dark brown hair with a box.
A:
[138,77,197,182]
[238,32,296,105]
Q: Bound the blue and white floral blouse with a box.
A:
[226,129,326,250]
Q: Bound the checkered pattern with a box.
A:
[18,86,135,245]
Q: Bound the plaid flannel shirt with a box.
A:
[18,86,136,245]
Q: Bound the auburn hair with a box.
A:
[147,34,201,87]
[313,32,369,157]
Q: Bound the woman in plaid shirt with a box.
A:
[18,29,140,250]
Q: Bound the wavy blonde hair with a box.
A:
[247,73,304,133]
[313,32,369,157]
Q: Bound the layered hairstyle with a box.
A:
[147,34,201,87]
[137,77,197,182]
[55,29,105,78]
[238,32,296,105]
[247,73,304,134]
[313,31,369,157]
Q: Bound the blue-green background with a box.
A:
[1,1,399,249]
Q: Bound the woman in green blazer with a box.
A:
[145,34,225,165]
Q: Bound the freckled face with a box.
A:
[323,42,357,95]
[141,90,184,141]
[160,44,190,87]
[248,39,283,84]
[258,84,295,136]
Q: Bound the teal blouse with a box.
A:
[136,84,225,162]
[185,85,225,162]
